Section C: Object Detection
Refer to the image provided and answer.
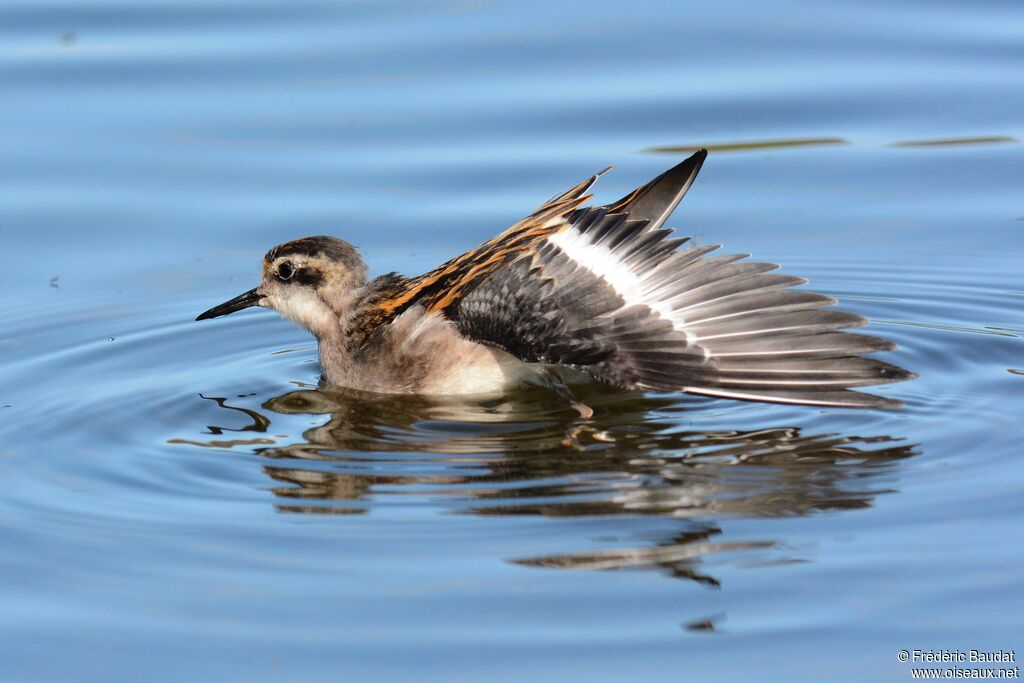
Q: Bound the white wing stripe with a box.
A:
[548,227,684,331]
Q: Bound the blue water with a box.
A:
[1,1,1022,681]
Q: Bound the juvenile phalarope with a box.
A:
[197,150,914,410]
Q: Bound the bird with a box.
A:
[196,150,915,411]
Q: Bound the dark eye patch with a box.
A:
[291,266,323,287]
[274,260,322,287]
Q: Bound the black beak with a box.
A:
[196,288,264,321]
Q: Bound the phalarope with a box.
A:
[197,150,914,409]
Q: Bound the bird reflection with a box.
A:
[179,384,917,585]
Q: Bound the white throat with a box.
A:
[268,288,336,337]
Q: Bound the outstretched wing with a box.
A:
[390,150,915,408]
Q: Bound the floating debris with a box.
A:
[646,137,848,154]
[683,613,727,633]
[888,135,1016,148]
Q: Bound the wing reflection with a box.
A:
[183,384,918,584]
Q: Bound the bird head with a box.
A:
[196,236,367,337]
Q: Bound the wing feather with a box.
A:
[371,150,915,408]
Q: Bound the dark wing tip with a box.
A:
[608,149,709,230]
[880,364,918,382]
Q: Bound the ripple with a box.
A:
[150,384,921,576]
[0,180,1018,593]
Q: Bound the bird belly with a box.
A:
[417,342,537,395]
[322,306,541,395]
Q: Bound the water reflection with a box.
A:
[178,387,917,584]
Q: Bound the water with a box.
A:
[1,1,1022,681]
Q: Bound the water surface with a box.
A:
[1,1,1022,681]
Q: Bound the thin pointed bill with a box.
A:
[196,288,264,321]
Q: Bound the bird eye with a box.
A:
[277,262,294,281]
